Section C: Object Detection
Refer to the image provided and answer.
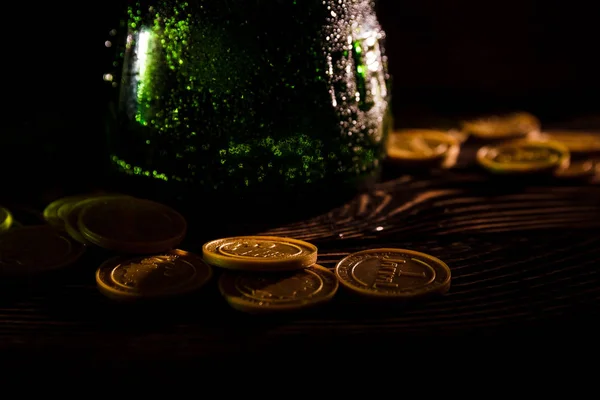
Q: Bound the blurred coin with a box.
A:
[538,130,600,155]
[335,248,451,299]
[461,112,540,141]
[219,264,338,313]
[0,225,85,275]
[96,249,212,301]
[203,235,317,272]
[477,139,569,175]
[78,197,187,254]
[387,129,459,168]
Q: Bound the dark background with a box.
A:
[3,0,600,195]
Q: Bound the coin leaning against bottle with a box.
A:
[335,248,451,299]
[476,139,570,174]
[219,264,338,313]
[202,235,318,271]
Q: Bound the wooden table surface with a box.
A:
[1,128,600,377]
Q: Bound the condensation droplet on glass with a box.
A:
[109,29,117,36]
[103,73,113,82]
[105,40,112,48]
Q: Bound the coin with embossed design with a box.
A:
[219,264,338,313]
[477,139,570,175]
[96,249,212,301]
[202,235,317,271]
[335,248,451,299]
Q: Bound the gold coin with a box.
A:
[476,139,570,174]
[202,235,317,271]
[335,248,451,299]
[96,249,212,301]
[0,206,13,234]
[555,159,597,180]
[538,130,600,155]
[387,129,459,166]
[0,225,85,275]
[43,195,90,229]
[78,197,187,254]
[461,112,540,140]
[219,264,338,313]
[64,195,132,244]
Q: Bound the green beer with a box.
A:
[105,0,391,211]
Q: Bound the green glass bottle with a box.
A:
[105,0,391,217]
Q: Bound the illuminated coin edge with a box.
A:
[202,236,318,270]
[95,250,213,299]
[43,195,94,229]
[0,207,13,233]
[219,264,338,311]
[334,248,451,298]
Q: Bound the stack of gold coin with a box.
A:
[476,138,570,175]
[43,194,187,254]
[39,193,210,301]
[203,236,339,314]
[386,129,461,169]
[461,112,541,141]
